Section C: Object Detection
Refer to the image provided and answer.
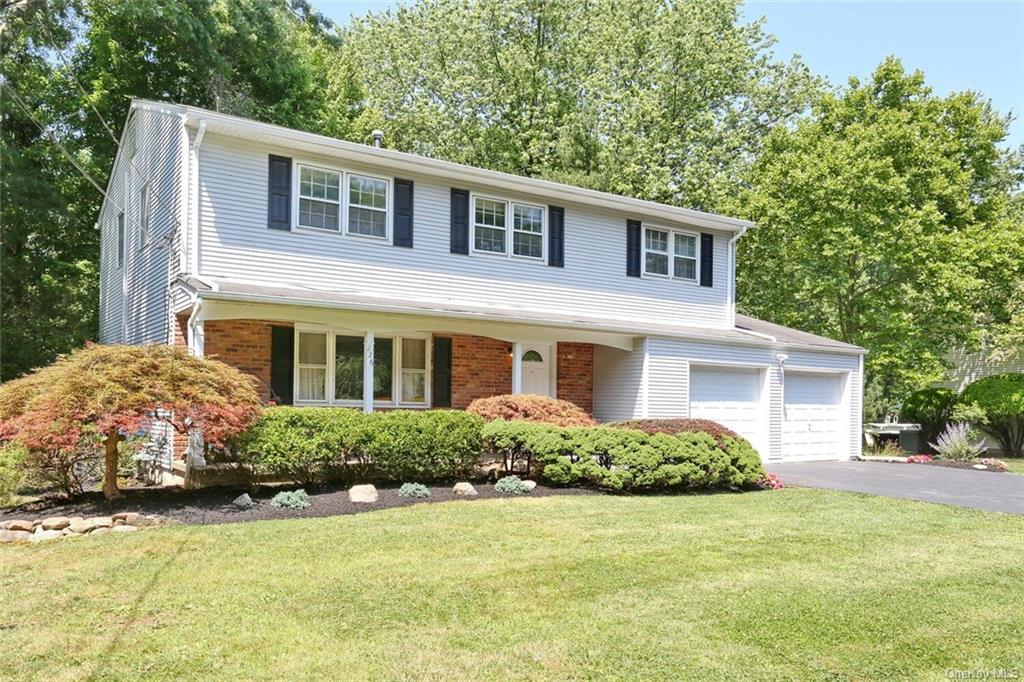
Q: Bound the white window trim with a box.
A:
[345,172,392,242]
[292,325,430,408]
[470,192,547,263]
[139,184,151,250]
[642,224,700,283]
[117,212,125,269]
[291,159,393,243]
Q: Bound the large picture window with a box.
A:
[298,165,341,231]
[296,329,428,407]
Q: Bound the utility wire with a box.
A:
[3,82,116,205]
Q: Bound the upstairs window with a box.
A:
[347,174,388,239]
[472,195,545,260]
[298,165,341,231]
[474,197,507,254]
[644,226,699,282]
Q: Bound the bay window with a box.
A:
[295,329,429,407]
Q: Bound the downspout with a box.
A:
[184,294,206,471]
[188,119,207,276]
[727,224,751,326]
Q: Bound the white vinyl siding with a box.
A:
[593,339,648,421]
[196,134,734,328]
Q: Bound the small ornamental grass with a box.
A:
[929,423,986,461]
[271,489,310,509]
[494,475,530,494]
[398,482,431,498]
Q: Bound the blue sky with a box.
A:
[311,0,1024,149]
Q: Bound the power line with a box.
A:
[3,82,116,205]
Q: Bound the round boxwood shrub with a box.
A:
[958,373,1024,458]
[467,394,597,427]
[900,387,957,451]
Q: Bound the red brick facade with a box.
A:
[199,321,594,414]
[556,342,594,413]
[447,334,513,408]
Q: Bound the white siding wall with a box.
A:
[98,106,186,344]
[196,134,734,328]
[593,339,647,422]
[937,347,1024,392]
[639,338,863,461]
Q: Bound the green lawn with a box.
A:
[2,489,1022,681]
[1001,458,1024,475]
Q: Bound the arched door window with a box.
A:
[522,350,544,362]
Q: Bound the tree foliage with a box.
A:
[957,373,1024,458]
[0,343,262,498]
[737,58,1022,411]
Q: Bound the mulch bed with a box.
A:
[0,483,601,527]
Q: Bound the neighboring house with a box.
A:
[936,346,1024,393]
[98,99,866,482]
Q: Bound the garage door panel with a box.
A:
[782,372,844,461]
[689,367,765,454]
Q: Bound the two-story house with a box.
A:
[99,99,865,482]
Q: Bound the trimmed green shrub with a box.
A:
[494,475,530,494]
[958,373,1024,458]
[235,407,368,486]
[271,489,310,509]
[467,394,597,427]
[398,482,431,498]
[359,410,483,482]
[483,420,764,492]
[0,444,27,507]
[900,387,957,451]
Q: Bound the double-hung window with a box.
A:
[298,165,341,231]
[347,174,388,239]
[296,329,428,407]
[643,226,699,282]
[472,195,545,260]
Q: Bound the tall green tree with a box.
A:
[345,0,818,210]
[736,58,1022,414]
[1,0,366,381]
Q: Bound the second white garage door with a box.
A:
[689,366,766,453]
[782,372,846,461]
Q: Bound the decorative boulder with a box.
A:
[233,493,255,509]
[29,529,63,542]
[6,519,34,533]
[41,517,71,531]
[349,484,379,503]
[452,482,478,496]
[522,480,537,492]
[111,525,138,533]
[0,530,31,543]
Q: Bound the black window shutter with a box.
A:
[548,206,564,267]
[267,155,292,231]
[270,326,294,405]
[700,233,714,287]
[432,336,452,407]
[450,188,470,254]
[626,219,641,277]
[393,178,414,247]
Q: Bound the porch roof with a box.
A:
[175,277,864,355]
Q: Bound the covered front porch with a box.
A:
[173,295,641,418]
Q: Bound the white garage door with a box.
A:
[782,372,845,461]
[689,366,765,452]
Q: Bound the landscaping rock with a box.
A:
[111,525,138,533]
[90,527,111,536]
[233,493,255,509]
[972,464,988,470]
[452,482,478,496]
[29,529,63,543]
[349,484,379,503]
[69,517,112,534]
[0,530,31,543]
[522,480,537,492]
[40,517,70,531]
[6,520,34,533]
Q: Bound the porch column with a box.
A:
[363,331,375,413]
[188,320,204,357]
[511,341,523,394]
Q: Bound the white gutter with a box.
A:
[727,223,751,326]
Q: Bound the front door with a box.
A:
[520,344,552,396]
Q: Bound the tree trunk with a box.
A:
[102,430,123,500]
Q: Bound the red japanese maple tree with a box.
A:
[0,344,262,499]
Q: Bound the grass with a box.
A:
[1000,457,1024,474]
[1,489,1022,681]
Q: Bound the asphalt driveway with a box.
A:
[767,461,1024,515]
